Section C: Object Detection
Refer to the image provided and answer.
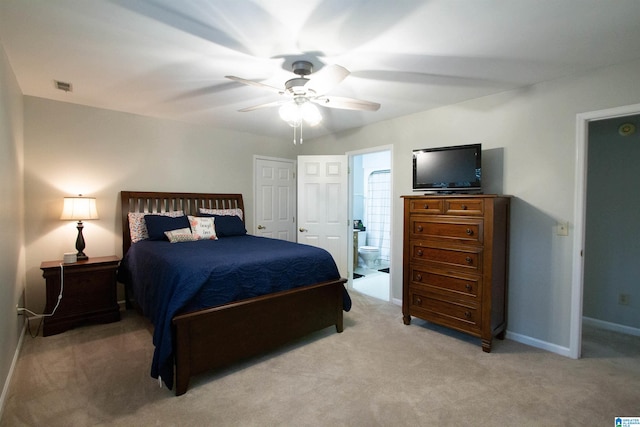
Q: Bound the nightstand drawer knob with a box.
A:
[466,228,473,235]
[415,274,422,282]
[464,311,472,319]
[465,284,473,291]
[424,204,429,209]
[465,256,473,264]
[416,225,423,232]
[417,249,424,257]
[415,297,422,305]
[461,205,467,210]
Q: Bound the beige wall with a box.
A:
[0,42,25,407]
[23,97,298,312]
[301,58,640,352]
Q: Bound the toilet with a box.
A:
[358,245,380,268]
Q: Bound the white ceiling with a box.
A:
[2,0,640,141]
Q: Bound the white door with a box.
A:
[254,157,296,241]
[297,155,348,277]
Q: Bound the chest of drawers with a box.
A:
[402,195,510,352]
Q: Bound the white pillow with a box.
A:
[128,211,184,243]
[198,207,243,220]
[188,215,217,240]
[164,227,196,243]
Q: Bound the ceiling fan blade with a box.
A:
[313,96,380,111]
[305,65,350,95]
[225,76,284,95]
[238,100,286,112]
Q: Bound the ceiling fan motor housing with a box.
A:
[291,60,313,76]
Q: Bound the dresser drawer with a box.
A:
[408,289,480,332]
[444,199,484,216]
[410,267,480,299]
[409,199,443,214]
[411,217,483,244]
[410,241,482,272]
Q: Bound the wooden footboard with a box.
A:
[172,278,346,396]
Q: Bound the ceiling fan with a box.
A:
[226,61,380,143]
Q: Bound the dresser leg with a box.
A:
[403,314,411,325]
[482,338,492,353]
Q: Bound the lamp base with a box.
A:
[75,221,88,262]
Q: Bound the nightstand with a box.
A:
[40,255,121,336]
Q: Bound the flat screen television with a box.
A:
[412,143,482,193]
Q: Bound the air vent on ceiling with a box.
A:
[54,80,73,92]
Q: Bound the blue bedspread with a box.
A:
[118,235,350,389]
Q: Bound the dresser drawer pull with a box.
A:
[416,225,423,232]
[423,203,429,209]
[465,256,473,265]
[466,228,473,235]
[465,284,473,291]
[461,204,467,210]
[417,249,424,257]
[415,274,422,282]
[415,297,422,305]
[464,311,472,319]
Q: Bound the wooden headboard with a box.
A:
[120,191,244,255]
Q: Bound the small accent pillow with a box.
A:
[212,214,247,237]
[188,215,218,240]
[199,207,243,220]
[128,211,184,243]
[144,215,191,241]
[164,228,196,243]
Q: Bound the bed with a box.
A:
[118,191,349,396]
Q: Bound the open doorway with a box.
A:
[348,146,392,302]
[571,103,640,358]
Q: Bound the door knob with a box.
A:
[299,228,308,232]
[257,225,266,230]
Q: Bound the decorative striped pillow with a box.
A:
[199,207,243,220]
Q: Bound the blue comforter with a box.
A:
[118,235,350,389]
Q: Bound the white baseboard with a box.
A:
[583,316,640,337]
[505,330,572,358]
[0,321,26,419]
[391,297,402,306]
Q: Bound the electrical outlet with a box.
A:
[618,294,630,306]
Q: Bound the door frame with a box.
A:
[570,102,640,359]
[346,144,394,297]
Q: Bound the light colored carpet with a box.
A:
[2,291,639,426]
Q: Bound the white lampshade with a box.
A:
[60,196,99,221]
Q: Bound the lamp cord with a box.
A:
[23,263,65,337]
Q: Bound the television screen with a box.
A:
[413,143,482,193]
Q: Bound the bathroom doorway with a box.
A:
[348,146,392,302]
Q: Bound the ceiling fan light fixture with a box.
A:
[301,102,322,127]
[279,102,302,127]
[279,100,322,128]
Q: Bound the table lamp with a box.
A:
[60,195,99,261]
